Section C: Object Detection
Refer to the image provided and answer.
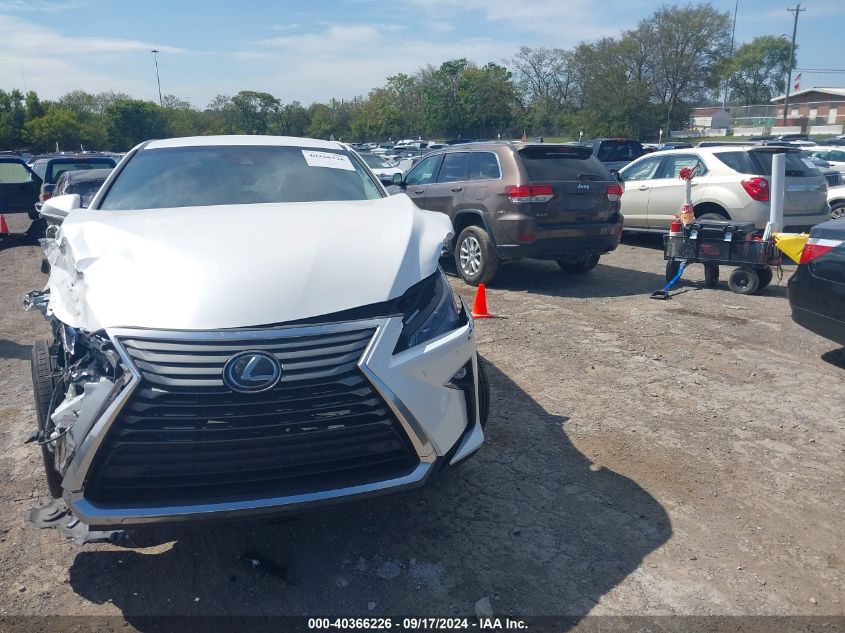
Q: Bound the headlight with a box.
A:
[394,269,463,353]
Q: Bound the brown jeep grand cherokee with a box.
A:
[390,142,624,284]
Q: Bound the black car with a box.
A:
[0,157,42,213]
[28,155,117,217]
[580,138,645,170]
[50,168,113,208]
[788,218,845,346]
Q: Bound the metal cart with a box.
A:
[663,221,780,295]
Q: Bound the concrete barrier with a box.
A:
[809,124,843,135]
[770,126,802,135]
[733,126,765,136]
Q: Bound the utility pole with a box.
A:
[151,49,163,106]
[781,4,805,126]
[722,0,738,110]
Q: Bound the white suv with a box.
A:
[27,135,489,529]
[618,146,830,232]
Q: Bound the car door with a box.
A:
[646,153,709,230]
[618,155,664,228]
[401,153,442,208]
[0,158,42,213]
[463,150,502,213]
[424,151,469,216]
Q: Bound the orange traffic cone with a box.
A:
[471,283,496,318]
[0,214,8,235]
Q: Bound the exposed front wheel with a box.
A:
[454,226,498,286]
[831,203,845,220]
[557,252,601,274]
[30,339,64,498]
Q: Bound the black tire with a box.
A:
[831,203,845,220]
[728,267,760,295]
[30,339,63,498]
[454,226,498,286]
[665,259,682,283]
[696,209,730,221]
[757,266,773,289]
[477,358,490,429]
[557,252,601,274]
[704,263,720,288]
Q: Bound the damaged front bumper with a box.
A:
[29,312,481,531]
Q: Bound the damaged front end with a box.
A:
[24,289,129,494]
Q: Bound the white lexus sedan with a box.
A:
[27,135,488,530]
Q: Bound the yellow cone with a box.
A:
[773,232,809,264]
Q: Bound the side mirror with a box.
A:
[392,172,404,187]
[39,193,81,223]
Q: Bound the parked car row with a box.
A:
[19,131,844,535]
[0,153,116,217]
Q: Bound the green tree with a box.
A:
[0,89,27,148]
[634,3,732,130]
[24,107,83,152]
[726,36,793,105]
[104,99,167,150]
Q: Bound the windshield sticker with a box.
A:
[801,158,817,169]
[302,150,355,171]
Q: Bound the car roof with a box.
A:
[144,135,345,151]
[32,154,115,164]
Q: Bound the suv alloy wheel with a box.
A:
[455,225,498,285]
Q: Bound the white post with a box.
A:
[764,152,786,240]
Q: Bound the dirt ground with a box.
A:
[0,212,843,629]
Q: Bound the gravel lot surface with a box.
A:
[0,212,843,630]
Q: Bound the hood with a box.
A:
[46,195,452,331]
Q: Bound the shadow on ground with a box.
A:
[0,338,31,361]
[443,256,670,299]
[68,360,671,626]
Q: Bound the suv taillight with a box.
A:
[607,183,623,202]
[741,177,769,202]
[505,184,554,203]
[799,237,843,264]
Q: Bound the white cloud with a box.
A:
[0,13,186,99]
[402,0,623,40]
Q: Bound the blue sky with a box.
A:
[0,0,843,108]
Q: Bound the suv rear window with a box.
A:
[715,150,820,177]
[518,147,610,181]
[596,140,644,162]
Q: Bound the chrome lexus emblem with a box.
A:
[222,351,281,393]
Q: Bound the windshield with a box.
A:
[360,153,393,169]
[98,145,384,210]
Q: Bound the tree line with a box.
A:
[0,2,795,152]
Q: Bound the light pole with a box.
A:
[151,49,163,106]
[722,0,739,110]
[782,4,805,126]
